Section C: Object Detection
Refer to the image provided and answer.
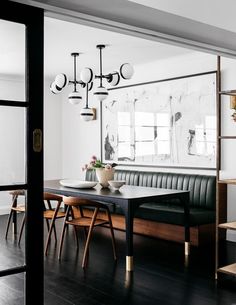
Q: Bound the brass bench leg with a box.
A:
[185,241,190,256]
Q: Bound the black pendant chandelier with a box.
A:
[50,44,134,121]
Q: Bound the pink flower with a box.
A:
[91,155,97,161]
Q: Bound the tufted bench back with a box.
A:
[138,172,216,210]
[85,170,216,210]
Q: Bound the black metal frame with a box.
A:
[101,70,217,170]
[0,2,44,305]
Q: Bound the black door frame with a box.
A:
[0,2,44,304]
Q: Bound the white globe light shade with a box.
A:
[54,73,68,89]
[120,63,134,80]
[94,86,108,101]
[80,107,94,121]
[108,72,120,86]
[50,82,61,94]
[80,68,94,84]
[68,91,82,105]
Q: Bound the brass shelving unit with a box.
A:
[216,56,236,278]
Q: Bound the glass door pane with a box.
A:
[0,20,25,102]
[0,20,26,303]
[0,106,26,185]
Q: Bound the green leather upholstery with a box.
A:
[85,169,216,226]
[138,172,216,210]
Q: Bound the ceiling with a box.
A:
[44,17,192,78]
[129,0,236,33]
[12,0,236,56]
[0,16,194,78]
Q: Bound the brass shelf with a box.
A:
[218,179,236,185]
[219,222,236,230]
[219,90,236,96]
[218,263,236,275]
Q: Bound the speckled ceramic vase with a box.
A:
[96,168,115,188]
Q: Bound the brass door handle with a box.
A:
[33,129,42,152]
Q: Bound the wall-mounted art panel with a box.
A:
[101,71,216,169]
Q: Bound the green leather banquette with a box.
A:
[85,169,216,227]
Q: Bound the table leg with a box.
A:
[183,193,190,256]
[124,203,134,272]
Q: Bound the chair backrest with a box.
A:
[62,196,103,208]
[44,192,62,202]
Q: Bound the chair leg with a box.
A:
[5,210,14,239]
[71,207,79,248]
[58,207,70,260]
[107,210,117,261]
[45,219,57,256]
[45,219,50,231]
[18,214,26,244]
[82,208,99,268]
[53,222,57,242]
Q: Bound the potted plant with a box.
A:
[83,156,117,188]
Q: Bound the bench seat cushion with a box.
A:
[114,203,215,226]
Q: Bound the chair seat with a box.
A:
[11,205,25,212]
[66,216,108,227]
[44,210,65,219]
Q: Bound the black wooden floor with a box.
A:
[0,214,236,305]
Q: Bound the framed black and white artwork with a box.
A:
[101,71,217,169]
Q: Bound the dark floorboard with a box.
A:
[0,214,235,305]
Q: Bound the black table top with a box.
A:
[44,180,189,203]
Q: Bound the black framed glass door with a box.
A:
[0,2,44,304]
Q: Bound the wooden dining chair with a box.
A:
[58,196,117,268]
[43,192,65,255]
[5,191,65,254]
[5,190,26,240]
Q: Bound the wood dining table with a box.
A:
[44,180,190,271]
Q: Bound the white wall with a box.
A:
[44,78,62,180]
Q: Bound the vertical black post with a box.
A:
[25,9,44,305]
[123,201,134,271]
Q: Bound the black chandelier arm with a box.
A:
[85,84,89,108]
[68,80,86,88]
[94,72,118,81]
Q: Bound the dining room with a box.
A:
[1,1,236,304]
